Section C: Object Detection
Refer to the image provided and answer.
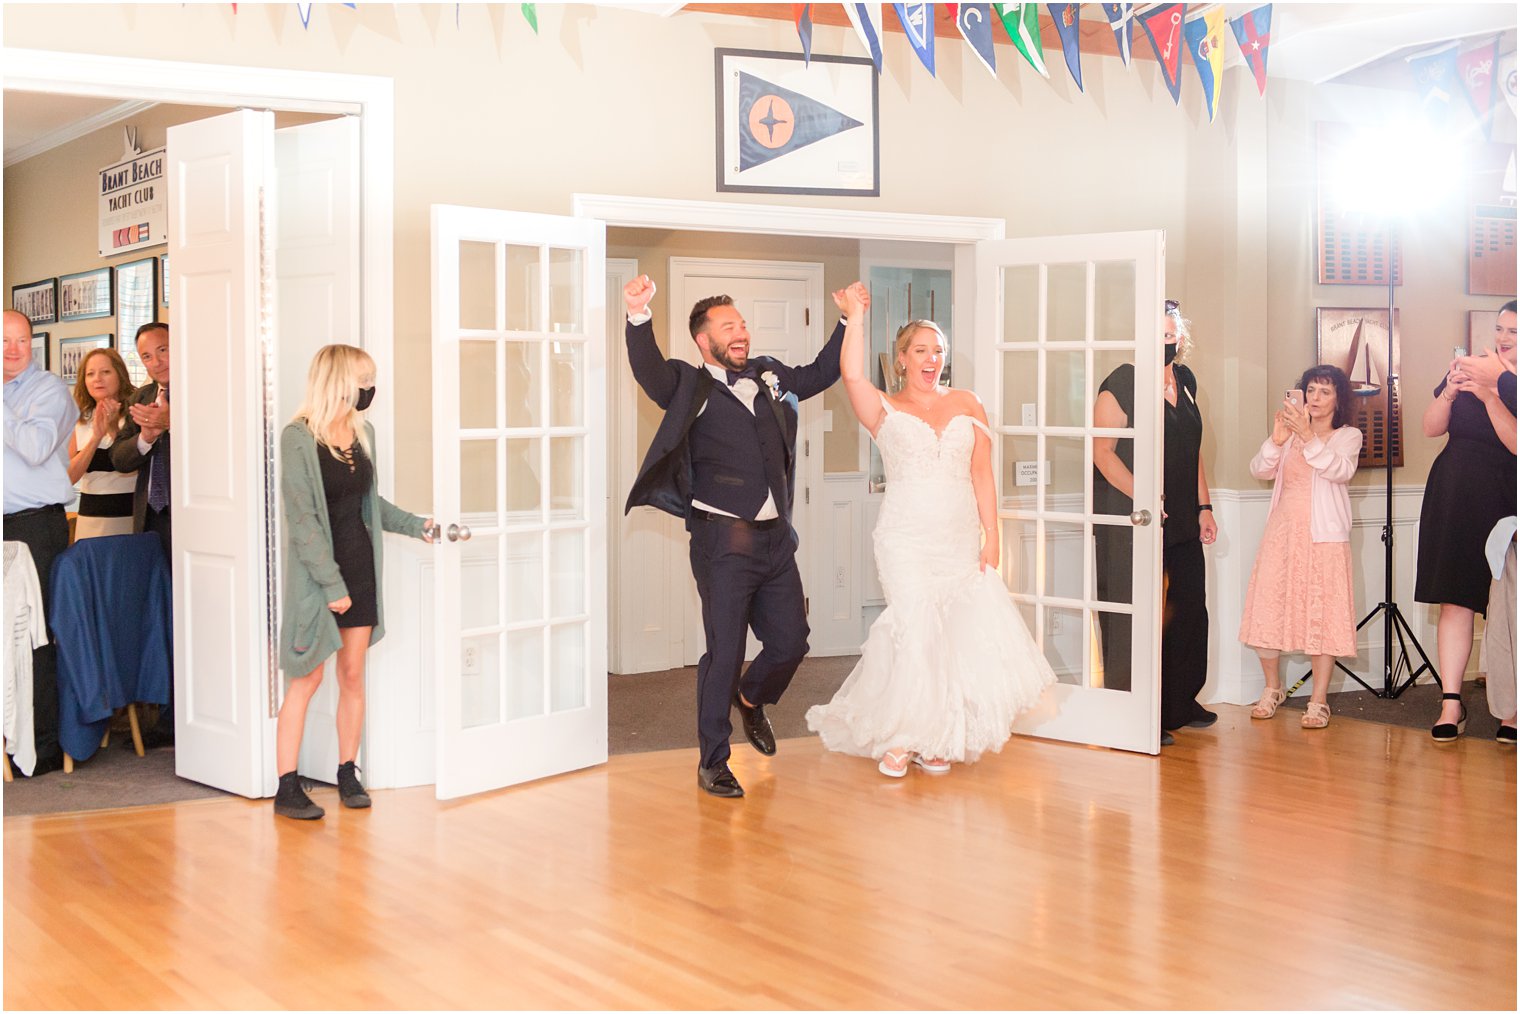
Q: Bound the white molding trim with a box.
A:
[571,194,1007,244]
[3,98,158,167]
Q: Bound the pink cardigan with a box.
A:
[1249,426,1363,543]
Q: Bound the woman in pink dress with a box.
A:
[1239,365,1362,729]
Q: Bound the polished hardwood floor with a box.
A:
[5,706,1515,1010]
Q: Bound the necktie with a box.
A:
[147,387,170,512]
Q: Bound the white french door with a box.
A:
[975,231,1165,754]
[166,109,276,795]
[430,205,608,800]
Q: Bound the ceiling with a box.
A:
[4,3,1515,168]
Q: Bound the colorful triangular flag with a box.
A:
[893,3,936,77]
[1500,49,1518,120]
[296,2,312,28]
[956,4,999,78]
[844,4,886,73]
[793,4,813,64]
[1184,7,1225,122]
[1407,42,1461,121]
[1137,4,1187,105]
[1457,37,1500,139]
[736,71,865,171]
[993,4,1048,79]
[1047,3,1083,91]
[522,3,538,34]
[1100,3,1135,67]
[1229,4,1272,97]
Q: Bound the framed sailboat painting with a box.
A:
[1316,307,1403,468]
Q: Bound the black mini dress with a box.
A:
[319,440,378,629]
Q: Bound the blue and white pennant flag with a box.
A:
[844,3,886,73]
[892,3,936,77]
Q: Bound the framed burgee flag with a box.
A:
[716,49,879,197]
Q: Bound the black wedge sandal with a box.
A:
[1430,692,1467,743]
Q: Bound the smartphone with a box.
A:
[1453,346,1468,362]
[1286,389,1304,409]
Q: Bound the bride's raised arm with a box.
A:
[835,281,887,437]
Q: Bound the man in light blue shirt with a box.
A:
[4,308,79,775]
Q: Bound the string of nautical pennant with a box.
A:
[800,3,1271,124]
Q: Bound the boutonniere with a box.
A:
[761,370,782,402]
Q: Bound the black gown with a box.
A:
[318,440,378,629]
[1415,377,1518,614]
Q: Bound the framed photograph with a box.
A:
[1315,307,1403,468]
[58,334,112,385]
[115,257,158,384]
[1469,309,1501,353]
[32,332,49,373]
[715,48,879,197]
[11,278,57,325]
[59,267,114,322]
[160,254,170,308]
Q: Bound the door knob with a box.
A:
[1130,510,1151,526]
[447,523,472,542]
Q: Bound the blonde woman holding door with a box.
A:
[275,344,434,820]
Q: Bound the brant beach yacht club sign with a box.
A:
[99,128,166,257]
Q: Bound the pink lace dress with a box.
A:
[1238,440,1357,658]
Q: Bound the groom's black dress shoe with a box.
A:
[1185,706,1218,729]
[698,763,745,798]
[734,692,776,756]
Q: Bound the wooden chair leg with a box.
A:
[100,727,111,750]
[63,753,73,774]
[127,704,144,758]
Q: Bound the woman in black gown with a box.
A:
[1417,300,1517,742]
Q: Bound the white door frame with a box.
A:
[3,47,397,794]
[577,195,1005,668]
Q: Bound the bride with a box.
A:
[806,283,1055,777]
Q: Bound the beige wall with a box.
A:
[4,3,1513,506]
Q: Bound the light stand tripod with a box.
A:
[1288,265,1437,699]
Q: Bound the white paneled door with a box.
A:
[430,206,609,800]
[274,116,363,785]
[975,231,1166,754]
[166,109,276,796]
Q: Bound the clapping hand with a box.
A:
[91,398,121,441]
[1456,347,1507,401]
[130,399,170,443]
[623,275,655,317]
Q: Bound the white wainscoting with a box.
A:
[807,479,1470,703]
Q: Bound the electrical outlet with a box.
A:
[1021,402,1036,426]
[462,644,480,675]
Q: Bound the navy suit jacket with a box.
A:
[624,317,844,523]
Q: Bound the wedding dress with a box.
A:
[806,397,1056,762]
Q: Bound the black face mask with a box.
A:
[356,386,376,411]
[1164,344,1177,366]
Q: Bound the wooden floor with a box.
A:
[5,706,1515,1010]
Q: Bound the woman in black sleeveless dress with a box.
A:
[1417,301,1517,742]
[273,344,434,820]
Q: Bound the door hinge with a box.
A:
[805,596,810,615]
[805,488,811,504]
[805,439,810,456]
[805,306,811,326]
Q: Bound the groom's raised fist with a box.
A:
[624,275,656,316]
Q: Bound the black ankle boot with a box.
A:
[337,761,371,809]
[1431,692,1468,743]
[273,771,324,820]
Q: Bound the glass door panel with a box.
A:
[432,205,607,799]
[975,231,1164,754]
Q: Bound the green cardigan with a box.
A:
[278,420,427,676]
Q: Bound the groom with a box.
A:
[623,275,844,797]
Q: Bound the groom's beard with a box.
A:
[711,344,748,372]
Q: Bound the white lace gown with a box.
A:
[806,401,1056,763]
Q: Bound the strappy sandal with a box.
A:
[878,749,912,778]
[1300,701,1331,729]
[1251,686,1287,720]
[912,755,951,774]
